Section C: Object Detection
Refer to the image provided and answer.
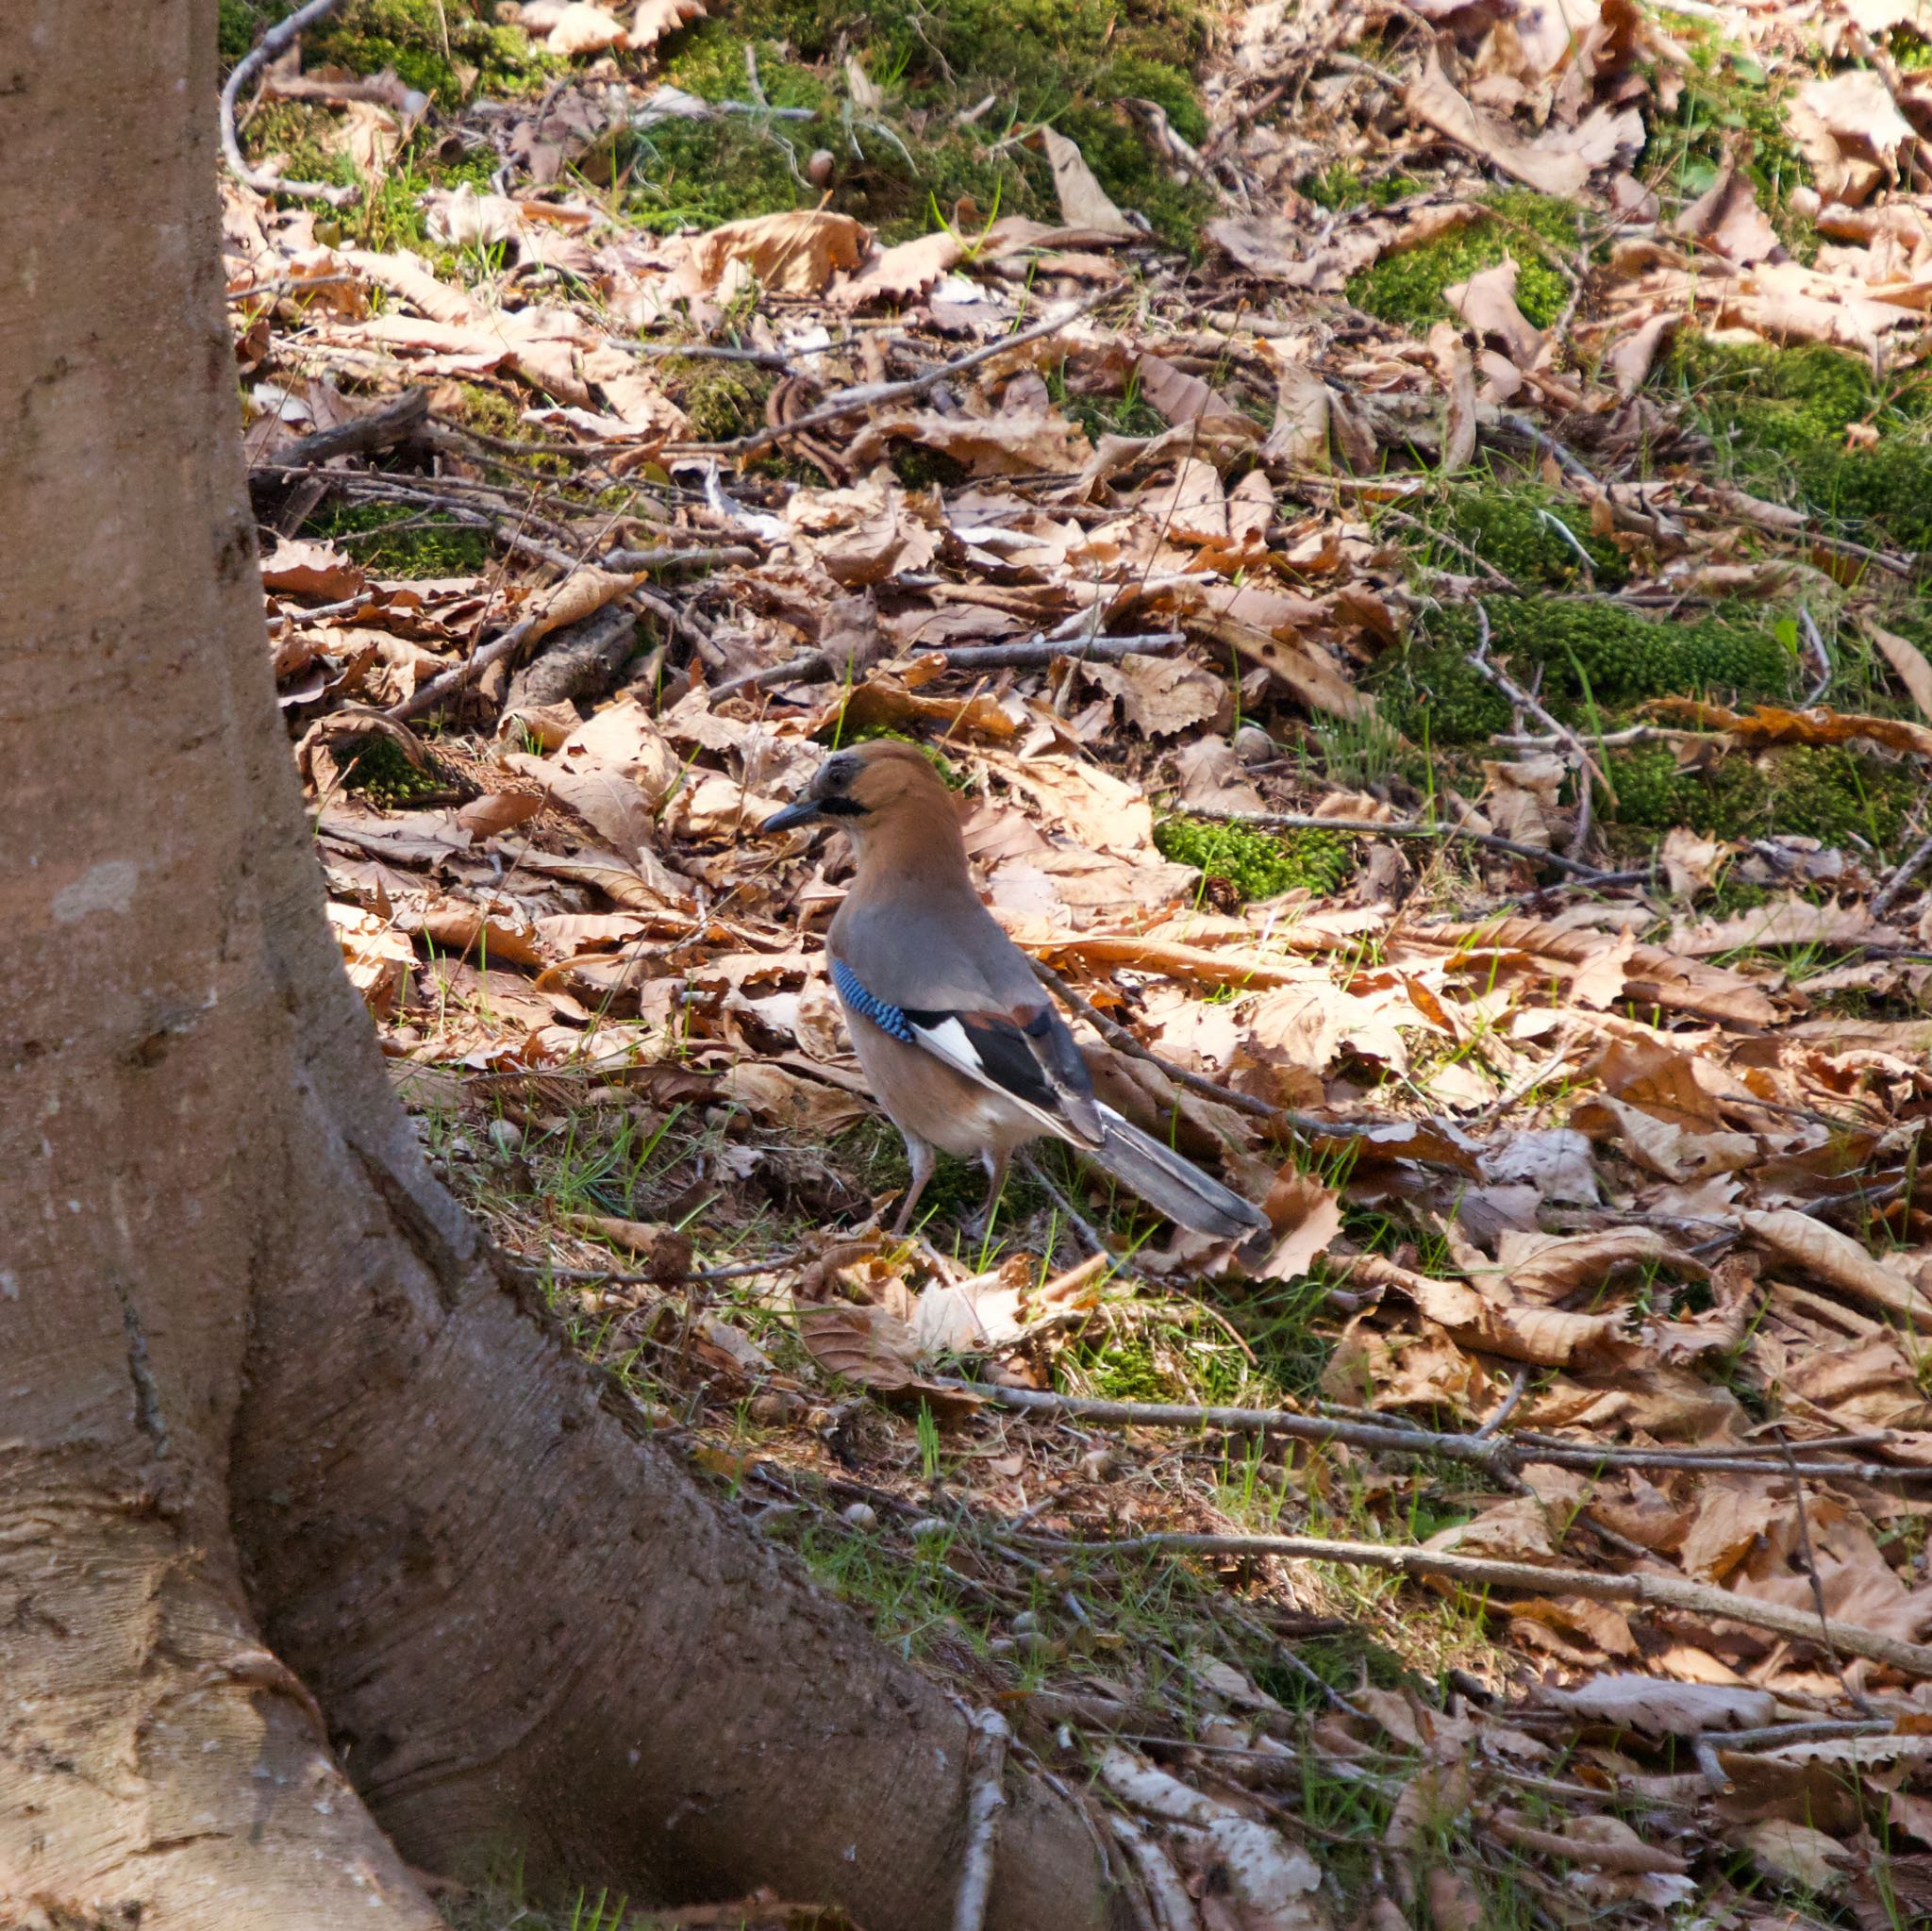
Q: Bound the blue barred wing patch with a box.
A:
[831,957,916,1042]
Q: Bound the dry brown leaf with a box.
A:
[1427,322,1476,471]
[1862,618,1932,723]
[630,0,706,51]
[1406,51,1591,198]
[688,210,872,296]
[1540,1674,1775,1735]
[846,408,1092,476]
[1030,126,1129,232]
[1672,162,1782,265]
[326,902,414,1017]
[1444,258,1546,368]
[1256,1170,1341,1282]
[1491,1810,1688,1876]
[457,790,544,840]
[567,1214,694,1278]
[834,229,965,308]
[1740,1208,1932,1322]
[1080,652,1224,739]
[721,1061,870,1135]
[796,1302,921,1389]
[1424,1868,1483,1931]
[520,2,632,55]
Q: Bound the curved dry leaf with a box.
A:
[1491,1809,1688,1876]
[457,790,545,839]
[796,1302,920,1389]
[1030,125,1129,232]
[845,408,1092,476]
[1862,619,1932,723]
[1424,1867,1484,1931]
[689,210,872,296]
[1406,51,1590,197]
[1444,258,1545,369]
[1540,1674,1776,1736]
[566,1213,694,1278]
[519,2,632,55]
[630,0,707,51]
[1740,1207,1932,1322]
[834,229,965,308]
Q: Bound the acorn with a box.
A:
[808,149,835,188]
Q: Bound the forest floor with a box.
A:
[223,2,1932,1926]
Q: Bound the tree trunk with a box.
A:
[0,8,1124,1927]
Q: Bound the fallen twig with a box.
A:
[1871,824,1932,922]
[220,0,360,208]
[1044,1531,1932,1677]
[928,631,1186,673]
[927,1377,1932,1490]
[1468,602,1619,818]
[275,387,430,469]
[678,289,1115,460]
[951,1707,1013,1931]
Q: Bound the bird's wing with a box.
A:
[831,957,1104,1147]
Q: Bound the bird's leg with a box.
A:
[891,1131,938,1236]
[959,1145,1011,1242]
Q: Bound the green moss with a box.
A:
[1347,190,1579,333]
[650,0,1215,246]
[1302,163,1422,211]
[656,356,772,441]
[306,501,491,577]
[1665,335,1932,548]
[1156,816,1355,901]
[1431,485,1626,590]
[1373,600,1794,745]
[1607,743,1915,850]
[222,2,549,101]
[339,731,454,806]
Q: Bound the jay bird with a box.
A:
[761,741,1269,1241]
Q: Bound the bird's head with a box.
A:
[759,740,953,841]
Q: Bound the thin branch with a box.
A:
[928,631,1185,673]
[1467,602,1619,809]
[676,289,1114,459]
[951,1707,1013,1931]
[1871,825,1932,922]
[221,0,360,208]
[1040,1530,1932,1678]
[929,1377,1932,1491]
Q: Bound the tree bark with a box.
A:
[0,8,1124,1928]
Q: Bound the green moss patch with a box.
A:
[1347,191,1580,333]
[222,1,549,102]
[305,501,492,577]
[1429,484,1626,590]
[642,0,1216,245]
[1372,600,1794,746]
[1665,336,1932,549]
[1606,742,1916,852]
[1156,816,1356,901]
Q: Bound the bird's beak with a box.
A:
[760,798,822,834]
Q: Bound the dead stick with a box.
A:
[220,0,359,208]
[931,631,1183,673]
[677,289,1113,460]
[1468,603,1619,809]
[1872,825,1932,921]
[951,1707,1013,1931]
[275,387,430,468]
[928,1378,1931,1489]
[1044,1532,1932,1678]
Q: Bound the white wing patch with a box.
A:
[908,1016,984,1079]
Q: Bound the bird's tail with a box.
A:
[1083,1107,1270,1240]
